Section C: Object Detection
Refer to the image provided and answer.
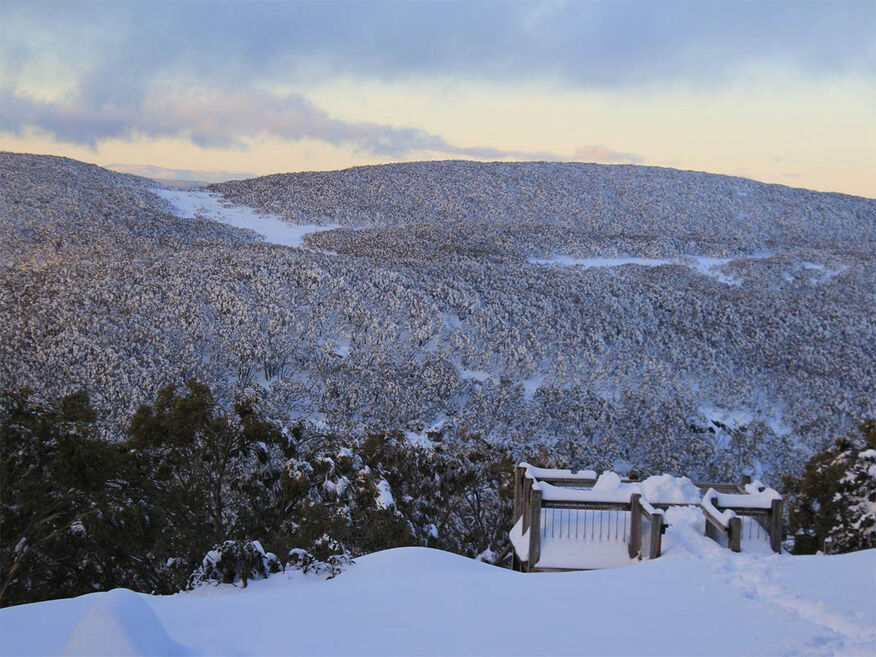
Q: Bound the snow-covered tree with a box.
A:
[784,419,876,554]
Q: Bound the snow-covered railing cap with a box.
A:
[714,489,780,510]
[702,480,781,510]
[535,480,634,503]
[519,463,598,481]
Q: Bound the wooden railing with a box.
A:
[511,464,783,572]
[512,465,665,572]
[701,488,783,553]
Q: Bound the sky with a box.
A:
[1,1,874,196]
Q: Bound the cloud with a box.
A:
[1,87,586,162]
[2,2,872,95]
[573,145,643,165]
[1,2,865,166]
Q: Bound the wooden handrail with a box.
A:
[540,500,631,511]
[702,492,742,552]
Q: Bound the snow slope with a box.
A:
[3,539,874,656]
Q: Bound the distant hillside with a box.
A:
[2,152,875,482]
[211,161,875,255]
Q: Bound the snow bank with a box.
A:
[3,547,874,656]
[636,474,703,504]
[154,188,337,248]
[62,588,189,656]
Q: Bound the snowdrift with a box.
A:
[2,540,874,656]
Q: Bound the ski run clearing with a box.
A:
[2,537,874,656]
[526,253,775,286]
[154,188,337,248]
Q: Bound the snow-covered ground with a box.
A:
[3,533,874,656]
[154,188,338,248]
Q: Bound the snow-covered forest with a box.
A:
[2,152,874,481]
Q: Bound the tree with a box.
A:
[127,380,286,561]
[0,388,150,606]
[784,419,876,554]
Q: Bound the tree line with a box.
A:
[0,381,516,607]
[1,380,872,608]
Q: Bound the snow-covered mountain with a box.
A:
[1,152,874,480]
[2,540,874,656]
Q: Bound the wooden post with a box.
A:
[649,513,664,559]
[740,474,752,488]
[729,516,742,552]
[513,466,525,523]
[629,493,642,559]
[527,488,542,571]
[770,498,783,553]
[522,477,532,534]
[704,517,719,544]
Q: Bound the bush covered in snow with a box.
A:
[286,546,352,579]
[190,540,281,588]
[784,419,876,554]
